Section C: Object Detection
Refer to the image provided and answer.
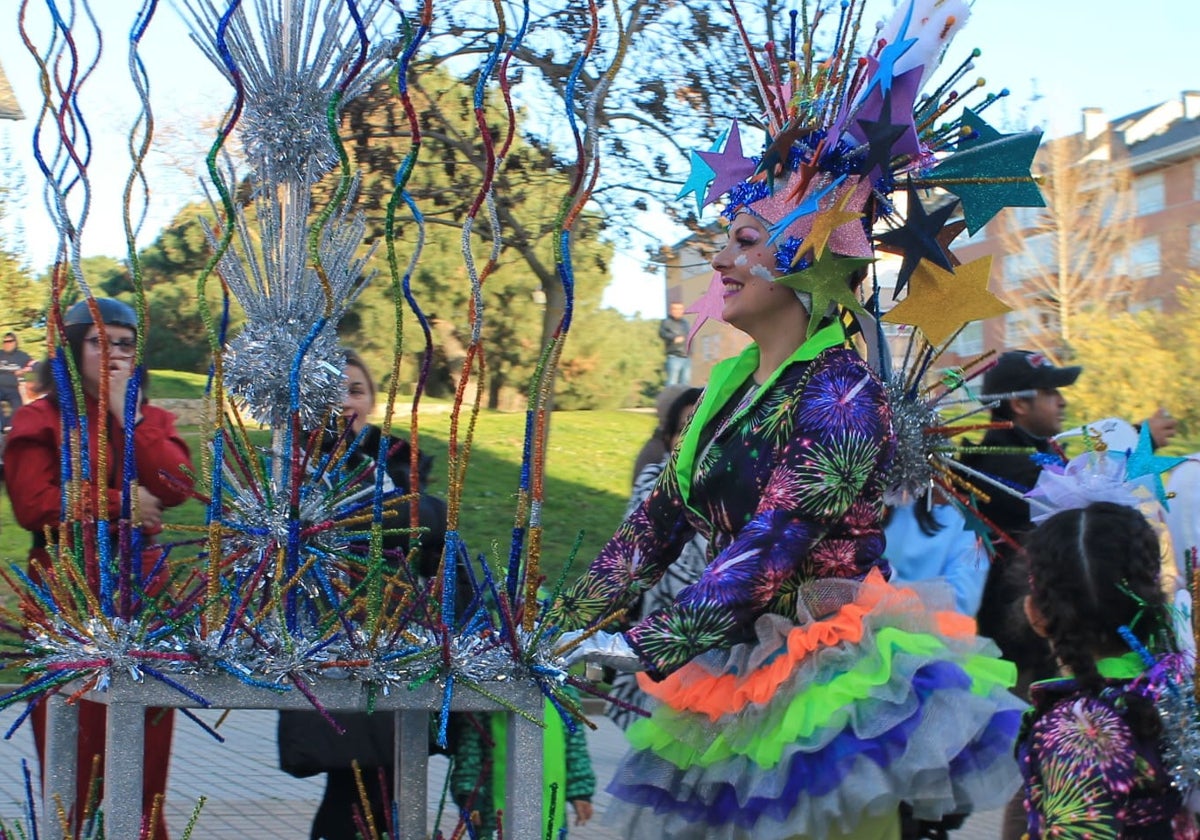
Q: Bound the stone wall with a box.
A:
[154,398,208,426]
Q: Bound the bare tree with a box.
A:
[994,133,1138,362]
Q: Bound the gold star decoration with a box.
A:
[793,188,864,267]
[778,247,873,338]
[882,255,1010,346]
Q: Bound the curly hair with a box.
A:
[1024,501,1171,738]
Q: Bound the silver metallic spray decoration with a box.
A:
[205,176,374,428]
[173,0,399,185]
[883,375,944,504]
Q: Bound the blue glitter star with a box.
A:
[1125,422,1186,507]
[766,174,846,245]
[860,0,918,101]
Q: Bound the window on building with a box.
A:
[949,321,984,356]
[700,334,723,363]
[1000,234,1054,288]
[1004,309,1039,342]
[1129,298,1163,314]
[1194,162,1200,202]
[1191,224,1200,268]
[1134,172,1164,216]
[1128,237,1161,278]
[1002,252,1036,286]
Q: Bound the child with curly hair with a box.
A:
[1018,500,1198,838]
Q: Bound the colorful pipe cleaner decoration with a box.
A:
[2,0,629,836]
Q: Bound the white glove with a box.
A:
[556,630,643,672]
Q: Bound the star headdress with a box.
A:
[680,0,1046,523]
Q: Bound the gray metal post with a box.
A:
[43,691,79,830]
[508,705,545,839]
[103,698,145,839]
[395,708,429,838]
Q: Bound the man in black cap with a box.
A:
[959,351,1084,840]
[961,350,1087,697]
[964,350,1080,553]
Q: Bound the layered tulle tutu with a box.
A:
[604,570,1025,839]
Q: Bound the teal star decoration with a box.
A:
[926,128,1045,234]
[676,150,716,218]
[959,502,995,556]
[1125,421,1186,507]
[777,247,873,338]
[956,107,1003,150]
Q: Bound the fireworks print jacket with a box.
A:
[554,323,895,679]
[1017,655,1195,839]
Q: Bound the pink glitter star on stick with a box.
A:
[684,271,728,351]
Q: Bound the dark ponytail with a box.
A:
[1025,501,1171,740]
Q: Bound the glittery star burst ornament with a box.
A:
[1125,422,1187,506]
[182,0,399,186]
[883,255,1009,346]
[778,248,873,337]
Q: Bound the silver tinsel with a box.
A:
[207,177,374,428]
[173,0,400,185]
[883,375,945,504]
[1154,658,1200,801]
[223,320,347,429]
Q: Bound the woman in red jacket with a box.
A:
[6,297,193,838]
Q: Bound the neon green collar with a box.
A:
[1096,652,1147,679]
[674,321,846,511]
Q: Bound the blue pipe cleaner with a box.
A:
[1117,624,1156,668]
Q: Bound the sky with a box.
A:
[0,0,1196,320]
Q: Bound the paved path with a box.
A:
[0,702,1006,838]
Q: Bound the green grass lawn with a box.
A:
[147,369,210,399]
[0,408,655,601]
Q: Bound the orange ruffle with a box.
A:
[638,569,978,721]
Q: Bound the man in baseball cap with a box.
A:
[960,350,1085,702]
[979,350,1080,439]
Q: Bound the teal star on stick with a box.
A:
[957,107,1003,150]
[777,247,873,337]
[1125,422,1186,507]
[677,150,716,217]
[960,503,995,556]
[925,129,1044,234]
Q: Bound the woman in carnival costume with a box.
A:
[549,1,1040,837]
[6,297,194,838]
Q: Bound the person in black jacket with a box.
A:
[958,350,1082,840]
[960,350,1081,697]
[278,349,448,840]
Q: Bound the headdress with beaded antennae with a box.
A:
[681,0,1048,524]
